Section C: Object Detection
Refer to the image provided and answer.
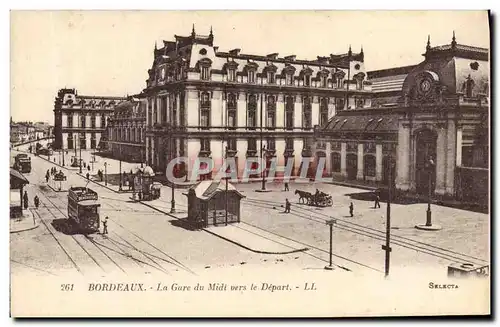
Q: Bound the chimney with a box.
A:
[229,48,241,56]
[214,46,219,52]
[284,55,296,61]
[266,53,279,59]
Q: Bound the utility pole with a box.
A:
[325,219,336,270]
[382,158,393,278]
[119,146,123,191]
[170,135,176,213]
[79,139,82,174]
[104,162,108,186]
[225,146,229,226]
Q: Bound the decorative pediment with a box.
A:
[317,68,330,77]
[242,62,259,73]
[263,63,278,74]
[353,72,366,80]
[195,58,213,69]
[222,60,239,72]
[281,65,296,76]
[299,67,313,77]
[332,69,346,79]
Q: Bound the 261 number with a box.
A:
[60,284,74,291]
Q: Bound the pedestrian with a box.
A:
[86,172,90,180]
[34,195,40,209]
[349,202,354,217]
[102,216,108,235]
[23,191,29,210]
[374,194,381,209]
[284,181,290,192]
[285,198,291,213]
[88,165,91,172]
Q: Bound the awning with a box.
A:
[322,113,399,133]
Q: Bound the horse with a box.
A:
[295,190,312,204]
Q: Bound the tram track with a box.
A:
[243,197,488,267]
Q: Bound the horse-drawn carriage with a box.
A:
[53,171,67,181]
[295,189,333,207]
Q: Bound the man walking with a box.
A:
[34,195,40,209]
[374,193,381,209]
[102,216,108,235]
[284,181,290,192]
[349,202,354,217]
[285,199,291,213]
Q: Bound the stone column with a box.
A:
[435,128,447,195]
[356,143,364,180]
[456,125,463,167]
[396,124,410,191]
[340,142,347,177]
[445,120,457,195]
[325,142,332,173]
[375,144,383,181]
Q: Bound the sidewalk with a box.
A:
[10,209,39,233]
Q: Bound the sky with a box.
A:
[10,10,490,124]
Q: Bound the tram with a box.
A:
[67,187,100,233]
[13,154,31,173]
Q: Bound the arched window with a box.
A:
[466,78,475,98]
[320,98,329,126]
[67,114,73,128]
[267,71,275,84]
[80,115,86,128]
[227,93,237,129]
[247,94,257,129]
[302,97,312,129]
[286,73,294,86]
[201,66,210,81]
[248,70,256,84]
[364,155,376,177]
[331,152,341,172]
[91,114,96,128]
[285,96,294,130]
[200,92,211,128]
[267,95,276,129]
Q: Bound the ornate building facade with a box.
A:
[106,96,147,163]
[53,88,126,150]
[143,26,372,179]
[316,34,489,202]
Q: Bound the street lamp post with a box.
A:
[325,219,336,270]
[62,149,65,166]
[104,162,108,186]
[119,146,123,192]
[79,141,82,174]
[225,146,229,226]
[170,136,176,214]
[415,156,441,231]
[382,158,394,278]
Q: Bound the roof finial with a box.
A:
[451,30,457,48]
[191,24,196,37]
[360,45,363,54]
[426,34,431,51]
[210,25,213,36]
[348,44,352,57]
[154,41,157,51]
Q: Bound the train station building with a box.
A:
[315,33,489,202]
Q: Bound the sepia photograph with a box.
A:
[9,10,491,317]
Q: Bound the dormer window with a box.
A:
[201,67,210,81]
[465,77,475,98]
[248,70,256,84]
[321,76,328,88]
[304,75,311,87]
[286,74,293,86]
[267,72,275,84]
[228,69,236,82]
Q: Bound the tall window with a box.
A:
[248,70,255,84]
[302,97,312,130]
[161,97,167,123]
[91,114,96,128]
[172,95,177,127]
[331,153,341,172]
[336,97,345,111]
[336,76,344,88]
[364,155,376,177]
[227,93,237,129]
[228,69,236,82]
[320,98,329,126]
[466,78,474,97]
[266,95,276,129]
[267,138,276,151]
[200,138,211,152]
[303,137,313,150]
[247,94,257,129]
[179,92,185,126]
[356,78,363,90]
[79,132,86,149]
[286,73,293,86]
[356,98,365,109]
[285,138,294,150]
[80,115,86,128]
[67,114,73,128]
[247,138,257,151]
[101,114,106,128]
[67,134,74,149]
[321,75,328,88]
[267,72,275,84]
[304,75,311,87]
[285,96,294,130]
[227,138,237,151]
[201,67,210,80]
[90,133,96,149]
[200,92,211,128]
